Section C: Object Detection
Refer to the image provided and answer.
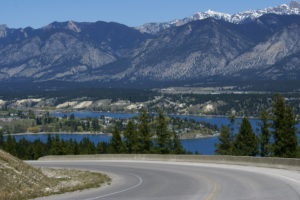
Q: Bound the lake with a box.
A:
[11,111,300,155]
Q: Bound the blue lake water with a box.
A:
[11,111,300,155]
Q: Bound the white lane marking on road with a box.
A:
[83,173,143,200]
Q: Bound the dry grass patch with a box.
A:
[0,150,111,200]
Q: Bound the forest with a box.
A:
[215,95,300,158]
[0,110,186,160]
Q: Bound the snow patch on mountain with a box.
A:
[137,1,300,34]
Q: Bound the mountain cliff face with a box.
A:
[0,4,300,88]
[120,14,300,84]
[0,21,151,82]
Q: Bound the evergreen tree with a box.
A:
[46,134,52,153]
[155,111,172,154]
[16,138,29,159]
[0,133,3,149]
[63,139,75,155]
[281,106,298,157]
[4,135,17,156]
[172,130,185,154]
[229,113,236,134]
[123,120,139,153]
[138,109,153,153]
[32,140,45,159]
[92,119,100,132]
[50,135,63,155]
[110,125,123,153]
[272,95,298,157]
[215,125,233,155]
[233,118,258,156]
[97,142,109,154]
[259,110,271,157]
[79,138,96,154]
[73,140,80,155]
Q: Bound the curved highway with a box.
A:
[28,160,300,200]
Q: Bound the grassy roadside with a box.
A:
[0,150,111,200]
[38,168,111,197]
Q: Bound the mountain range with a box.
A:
[0,1,300,89]
[137,1,300,34]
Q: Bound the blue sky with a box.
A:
[0,0,290,28]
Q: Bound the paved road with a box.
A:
[28,160,300,200]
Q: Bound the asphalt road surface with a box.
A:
[27,160,300,200]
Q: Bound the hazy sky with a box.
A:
[0,0,290,28]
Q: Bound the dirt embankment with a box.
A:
[0,150,111,200]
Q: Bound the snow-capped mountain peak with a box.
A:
[136,1,300,34]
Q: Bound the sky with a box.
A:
[0,0,291,29]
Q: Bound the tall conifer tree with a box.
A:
[215,125,233,155]
[110,125,123,153]
[172,130,185,154]
[259,110,271,157]
[5,135,17,156]
[272,95,298,157]
[233,118,258,156]
[138,109,152,153]
[124,120,139,153]
[0,133,3,149]
[155,111,172,154]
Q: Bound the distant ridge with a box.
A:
[137,1,300,34]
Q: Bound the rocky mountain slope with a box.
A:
[0,2,300,88]
[94,14,300,85]
[0,21,151,82]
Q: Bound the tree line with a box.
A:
[0,110,186,160]
[215,94,299,158]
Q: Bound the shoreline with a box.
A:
[4,132,111,137]
[4,132,218,140]
[45,109,259,120]
[180,134,219,140]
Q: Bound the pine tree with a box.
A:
[215,125,233,155]
[233,118,258,156]
[281,106,298,157]
[97,142,108,154]
[123,120,139,153]
[79,138,96,154]
[4,135,17,156]
[259,110,271,157]
[229,113,236,134]
[155,111,172,154]
[92,119,100,132]
[50,135,63,155]
[16,138,29,159]
[110,125,123,153]
[0,132,4,149]
[73,140,80,155]
[32,140,45,159]
[138,109,153,153]
[46,134,52,153]
[272,95,298,158]
[172,130,185,154]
